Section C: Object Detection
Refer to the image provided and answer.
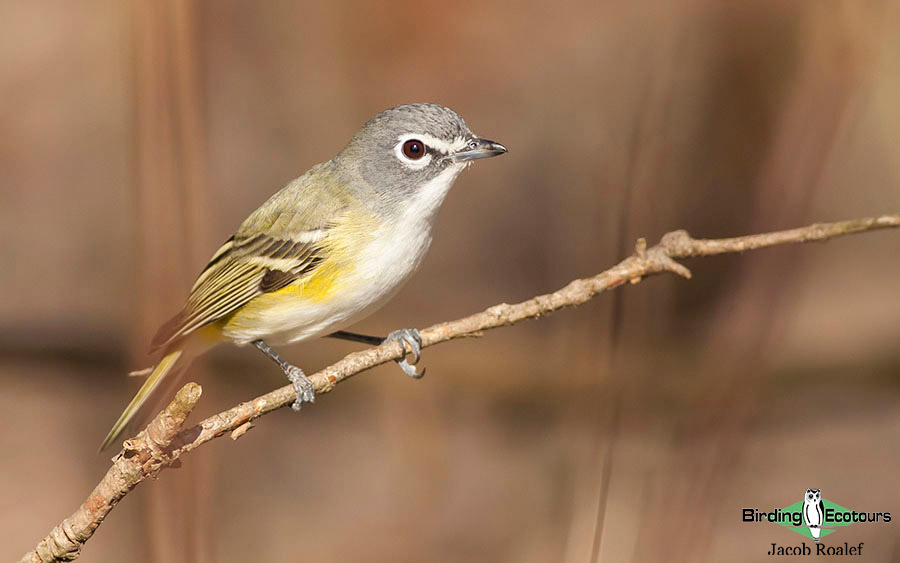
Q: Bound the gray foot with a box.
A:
[384,328,425,379]
[286,365,315,411]
[252,339,316,411]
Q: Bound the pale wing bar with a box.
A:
[150,230,327,351]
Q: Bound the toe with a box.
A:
[386,329,426,378]
[285,366,316,407]
[397,359,425,379]
[405,335,421,364]
[388,328,422,364]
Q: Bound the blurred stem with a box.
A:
[19,213,900,563]
[588,69,648,563]
[130,0,211,559]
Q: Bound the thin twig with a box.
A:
[19,214,900,563]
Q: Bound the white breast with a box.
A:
[352,163,466,305]
[262,163,466,345]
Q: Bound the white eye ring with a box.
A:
[395,134,432,169]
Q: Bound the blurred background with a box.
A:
[2,1,900,561]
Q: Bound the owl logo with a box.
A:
[802,488,825,542]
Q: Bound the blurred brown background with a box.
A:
[3,1,900,561]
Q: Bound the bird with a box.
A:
[100,103,507,451]
[802,488,824,542]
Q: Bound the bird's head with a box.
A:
[337,103,507,208]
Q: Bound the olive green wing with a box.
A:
[149,229,327,351]
[149,165,351,351]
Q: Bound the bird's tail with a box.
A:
[99,348,185,452]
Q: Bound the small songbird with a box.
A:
[101,103,506,450]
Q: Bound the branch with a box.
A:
[21,384,201,563]
[20,214,900,562]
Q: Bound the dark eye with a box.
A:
[402,139,426,160]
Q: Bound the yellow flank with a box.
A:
[279,258,347,301]
[218,207,378,333]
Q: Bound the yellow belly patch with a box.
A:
[216,206,376,337]
[218,259,347,332]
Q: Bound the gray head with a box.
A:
[336,103,506,200]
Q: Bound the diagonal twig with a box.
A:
[19,213,900,563]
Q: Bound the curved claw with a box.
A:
[385,328,425,378]
[397,359,426,379]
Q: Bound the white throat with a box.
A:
[353,163,466,304]
[401,163,466,227]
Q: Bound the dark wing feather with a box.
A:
[150,232,326,351]
[259,258,323,292]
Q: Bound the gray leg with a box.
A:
[328,330,383,346]
[252,340,315,411]
[328,328,425,379]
